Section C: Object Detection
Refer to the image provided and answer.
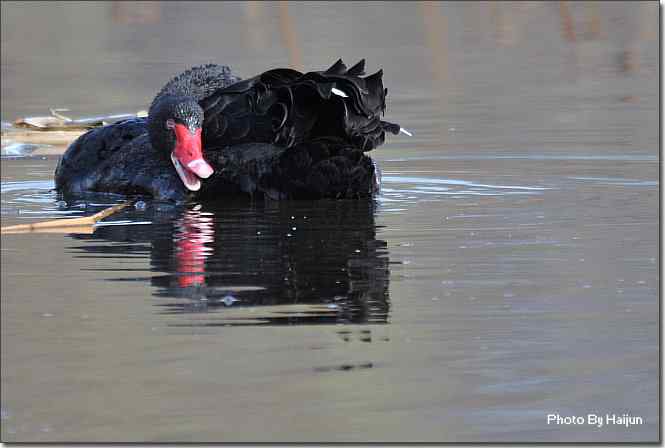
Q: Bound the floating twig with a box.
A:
[1,109,148,153]
[1,202,132,234]
[11,109,148,131]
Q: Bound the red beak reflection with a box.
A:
[175,207,214,288]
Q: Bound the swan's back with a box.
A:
[198,59,399,153]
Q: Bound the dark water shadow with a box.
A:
[68,199,391,327]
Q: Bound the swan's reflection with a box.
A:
[72,200,390,326]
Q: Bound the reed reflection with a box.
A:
[71,200,390,327]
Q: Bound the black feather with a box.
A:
[347,59,366,76]
[324,58,348,75]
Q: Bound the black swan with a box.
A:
[55,59,405,201]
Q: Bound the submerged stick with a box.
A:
[1,129,87,148]
[1,202,131,234]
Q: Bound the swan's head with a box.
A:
[148,97,213,191]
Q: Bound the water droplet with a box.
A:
[134,201,146,210]
[286,233,292,237]
[292,227,297,231]
[256,231,261,235]
[221,295,239,306]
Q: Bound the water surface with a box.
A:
[1,1,659,442]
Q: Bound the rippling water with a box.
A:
[1,1,659,443]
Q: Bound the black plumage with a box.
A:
[198,137,379,200]
[55,118,189,201]
[199,59,399,152]
[55,59,401,201]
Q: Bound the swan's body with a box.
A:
[55,60,401,201]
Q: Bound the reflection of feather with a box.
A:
[72,200,391,326]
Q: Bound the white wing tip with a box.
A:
[331,87,349,98]
[399,127,413,137]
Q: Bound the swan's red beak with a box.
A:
[171,124,214,191]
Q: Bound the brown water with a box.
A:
[0,1,659,443]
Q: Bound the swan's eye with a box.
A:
[165,118,176,130]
